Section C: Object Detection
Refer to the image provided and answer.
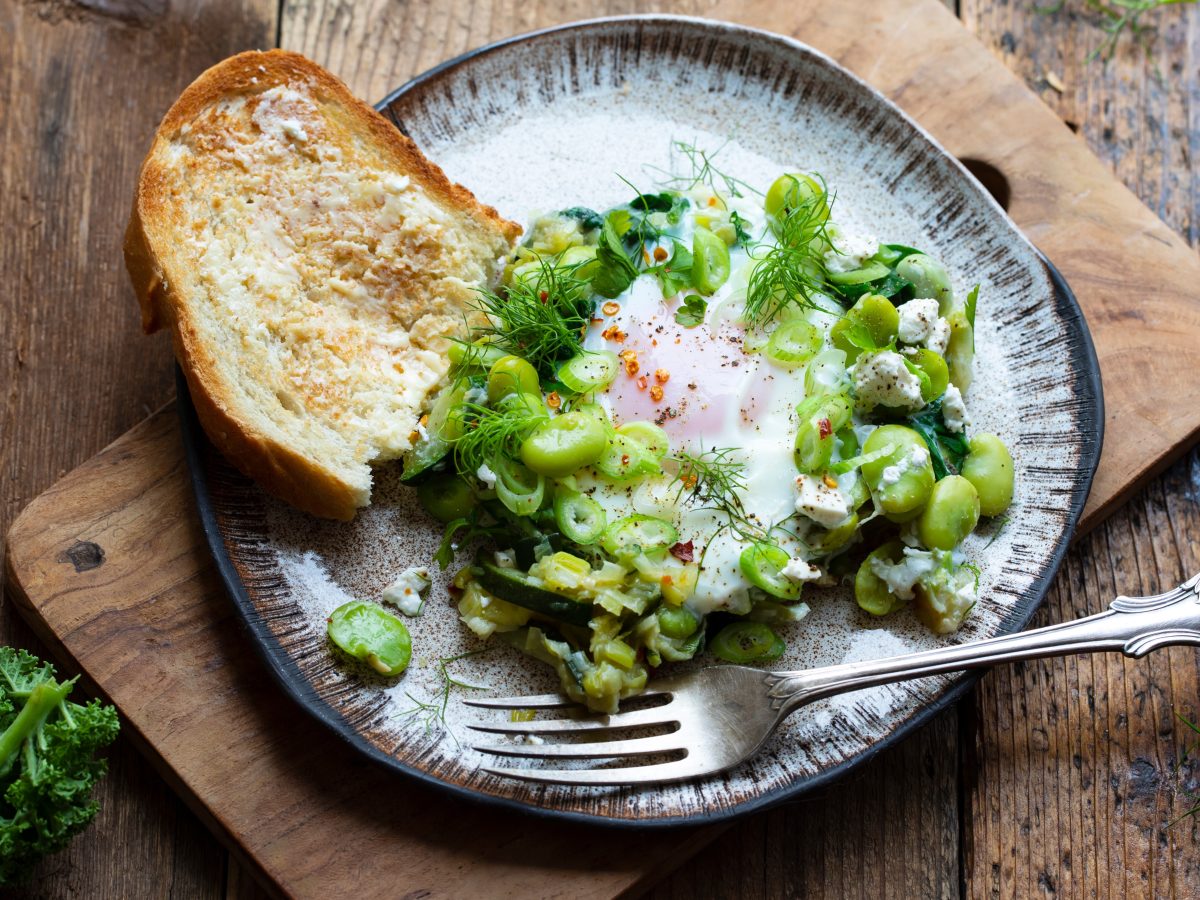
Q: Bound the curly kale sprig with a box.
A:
[0,647,120,885]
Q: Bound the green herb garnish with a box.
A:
[448,402,545,479]
[397,650,489,743]
[674,294,708,327]
[744,177,834,328]
[729,210,753,247]
[591,213,641,299]
[648,240,694,298]
[670,447,763,541]
[651,140,761,199]
[472,256,592,375]
[908,398,970,479]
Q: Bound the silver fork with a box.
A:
[465,574,1200,786]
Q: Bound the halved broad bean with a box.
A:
[328,601,412,676]
[520,411,609,478]
[487,355,540,403]
[905,348,950,402]
[960,433,1015,516]
[917,475,981,550]
[861,425,935,522]
[854,540,908,616]
[895,253,953,309]
[830,294,900,359]
[764,173,830,234]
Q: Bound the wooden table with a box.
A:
[2,0,1199,897]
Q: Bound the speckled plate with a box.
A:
[181,16,1103,826]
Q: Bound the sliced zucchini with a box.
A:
[475,563,593,627]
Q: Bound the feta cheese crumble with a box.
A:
[942,383,969,433]
[781,557,822,582]
[897,297,940,345]
[824,229,879,274]
[382,566,431,616]
[869,548,941,600]
[476,462,498,489]
[853,350,925,410]
[794,474,853,528]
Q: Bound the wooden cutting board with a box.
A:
[6,0,1200,897]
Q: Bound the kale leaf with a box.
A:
[0,647,119,885]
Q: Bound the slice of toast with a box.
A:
[125,50,520,520]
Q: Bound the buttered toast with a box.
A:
[125,50,520,519]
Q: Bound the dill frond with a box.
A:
[670,447,761,540]
[449,402,545,477]
[397,650,489,743]
[743,176,835,328]
[471,256,594,376]
[649,140,762,199]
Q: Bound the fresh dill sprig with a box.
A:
[471,255,593,376]
[397,650,489,744]
[449,402,544,477]
[648,140,762,199]
[743,176,835,328]
[670,447,762,541]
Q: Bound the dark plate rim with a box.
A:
[179,15,1105,829]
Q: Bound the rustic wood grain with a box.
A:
[955,4,1200,898]
[0,0,274,895]
[2,0,1200,896]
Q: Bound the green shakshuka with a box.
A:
[392,153,1016,713]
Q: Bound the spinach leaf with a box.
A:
[591,214,640,299]
[622,192,689,252]
[881,243,924,263]
[830,271,914,303]
[908,397,969,479]
[560,206,603,231]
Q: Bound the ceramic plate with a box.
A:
[181,15,1103,826]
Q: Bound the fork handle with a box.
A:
[767,574,1200,714]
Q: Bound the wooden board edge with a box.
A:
[1076,419,1200,537]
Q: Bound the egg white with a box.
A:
[578,242,815,615]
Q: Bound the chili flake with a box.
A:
[602,301,621,316]
[669,540,695,562]
[601,324,627,342]
[626,358,641,377]
[653,246,668,262]
[649,385,664,401]
[654,368,670,384]
[546,391,562,409]
[817,417,833,439]
[823,472,839,490]
[636,375,649,391]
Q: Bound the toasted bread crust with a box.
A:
[126,50,520,519]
